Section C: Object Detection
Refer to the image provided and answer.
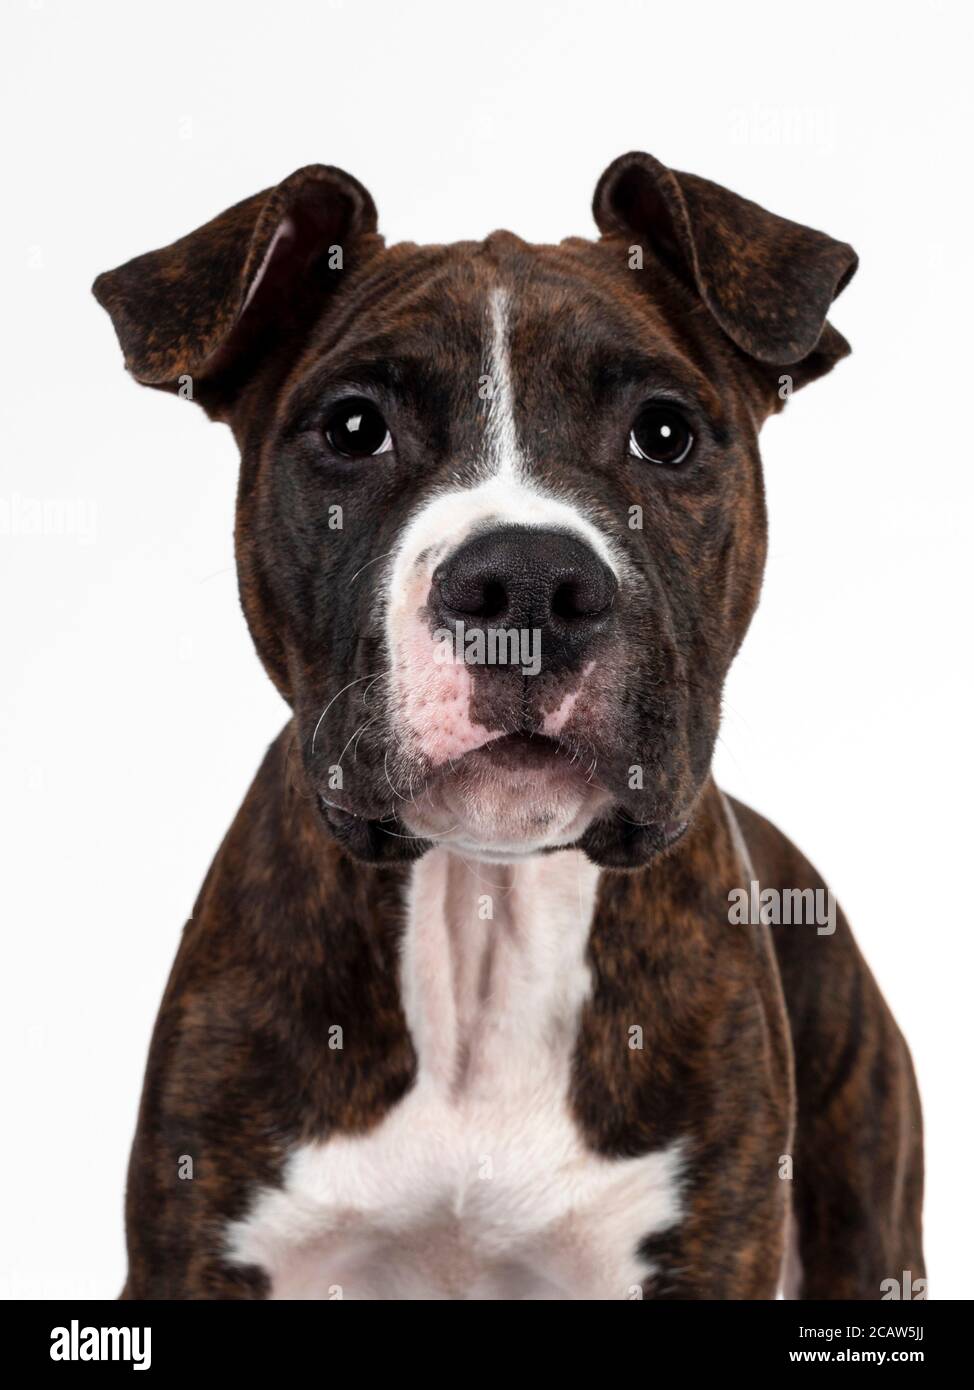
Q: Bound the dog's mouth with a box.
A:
[315,723,694,867]
[392,729,611,861]
[448,730,580,772]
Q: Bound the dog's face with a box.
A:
[95,154,856,867]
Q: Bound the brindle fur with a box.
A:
[95,154,924,1299]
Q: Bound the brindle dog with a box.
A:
[94,152,924,1300]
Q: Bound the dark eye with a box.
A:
[324,398,393,458]
[629,405,694,466]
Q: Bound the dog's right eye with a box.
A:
[324,399,393,458]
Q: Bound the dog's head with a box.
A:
[94,153,856,868]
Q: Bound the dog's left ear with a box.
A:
[93,164,379,414]
[593,151,858,392]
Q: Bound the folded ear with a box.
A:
[593,151,857,390]
[93,164,379,410]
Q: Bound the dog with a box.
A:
[93,151,924,1300]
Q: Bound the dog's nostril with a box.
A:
[479,579,508,620]
[550,580,570,620]
[436,570,509,620]
[551,572,615,623]
[552,578,599,621]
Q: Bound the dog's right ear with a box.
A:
[93,165,379,414]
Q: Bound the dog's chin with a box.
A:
[397,734,611,863]
[317,733,691,869]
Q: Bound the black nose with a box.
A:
[430,526,617,671]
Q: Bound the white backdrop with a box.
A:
[2,0,971,1299]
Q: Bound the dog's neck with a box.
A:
[401,848,601,1096]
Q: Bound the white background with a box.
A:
[2,0,971,1300]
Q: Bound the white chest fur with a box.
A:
[224,849,683,1299]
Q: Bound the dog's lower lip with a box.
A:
[458,732,569,771]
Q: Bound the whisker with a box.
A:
[349,549,398,585]
[335,715,378,772]
[456,854,518,897]
[350,720,372,762]
[384,745,410,802]
[310,672,386,754]
[612,807,658,829]
[362,671,392,705]
[376,822,461,842]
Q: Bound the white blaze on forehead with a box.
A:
[483,286,520,479]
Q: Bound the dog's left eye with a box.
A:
[324,399,393,458]
[629,405,694,466]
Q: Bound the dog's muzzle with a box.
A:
[381,522,619,858]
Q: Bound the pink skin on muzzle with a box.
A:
[387,566,610,858]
